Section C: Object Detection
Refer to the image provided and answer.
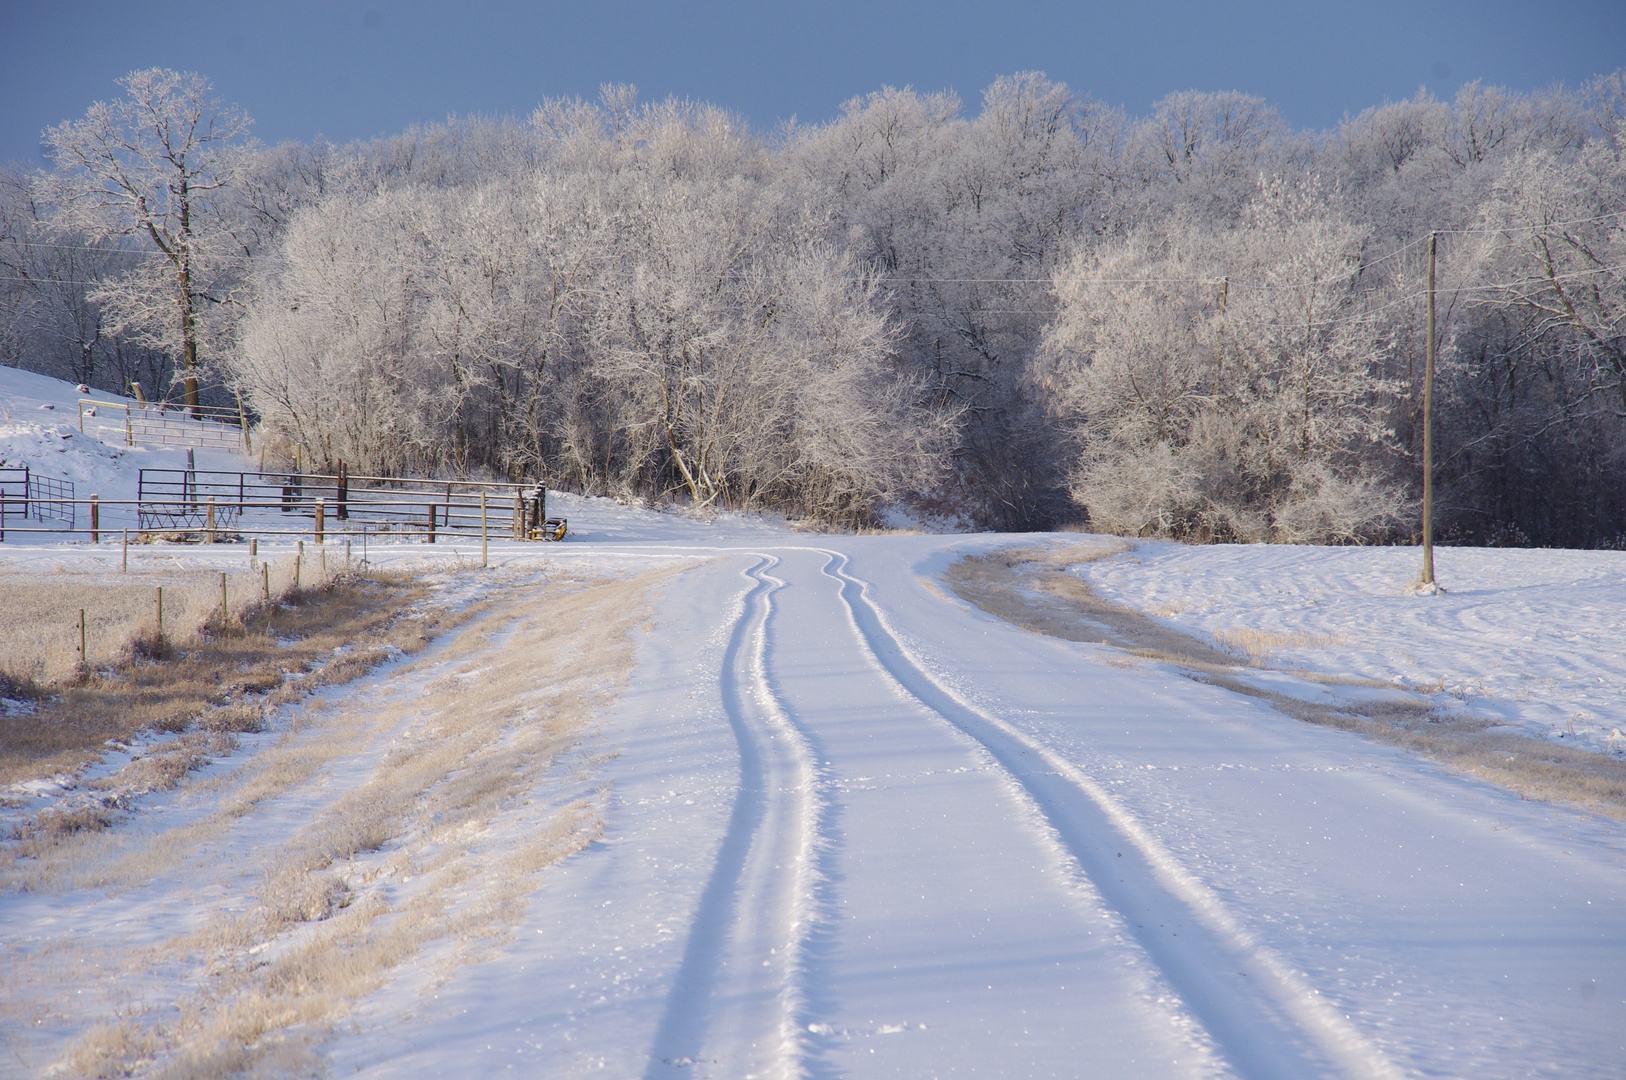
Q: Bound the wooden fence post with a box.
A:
[296,541,303,589]
[234,389,252,454]
[513,492,521,539]
[122,528,128,572]
[206,496,216,543]
[427,504,437,544]
[90,494,99,543]
[315,497,325,544]
[156,586,163,636]
[263,561,270,600]
[79,608,87,677]
[220,572,229,627]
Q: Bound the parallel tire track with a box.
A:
[644,555,820,1079]
[816,548,1401,1080]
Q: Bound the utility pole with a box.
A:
[1421,232,1437,588]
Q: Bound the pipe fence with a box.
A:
[77,399,248,451]
[0,465,76,532]
[0,470,568,544]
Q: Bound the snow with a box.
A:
[3,366,1625,1078]
[1077,541,1626,756]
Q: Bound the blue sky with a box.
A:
[3,0,1623,166]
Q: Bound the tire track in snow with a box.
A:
[643,554,820,1079]
[815,548,1401,1080]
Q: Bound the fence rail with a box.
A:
[0,470,567,543]
[0,465,75,534]
[78,399,248,451]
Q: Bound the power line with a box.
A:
[2,226,1621,303]
[5,209,1624,284]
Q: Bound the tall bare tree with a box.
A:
[38,68,252,413]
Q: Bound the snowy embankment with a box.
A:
[1077,541,1626,757]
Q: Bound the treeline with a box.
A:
[3,69,1624,542]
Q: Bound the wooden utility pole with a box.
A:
[1421,232,1437,588]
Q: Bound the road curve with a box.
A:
[331,533,1626,1080]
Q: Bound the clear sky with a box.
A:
[3,0,1624,167]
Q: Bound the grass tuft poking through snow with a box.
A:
[1210,626,1347,662]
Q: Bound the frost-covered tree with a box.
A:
[786,74,1112,526]
[38,68,254,413]
[231,88,956,524]
[1041,178,1408,542]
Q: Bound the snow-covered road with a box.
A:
[324,532,1626,1080]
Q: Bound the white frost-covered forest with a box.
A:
[5,68,1626,543]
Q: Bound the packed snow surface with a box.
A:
[3,367,1625,1077]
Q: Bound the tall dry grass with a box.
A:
[0,562,443,789]
[0,548,344,688]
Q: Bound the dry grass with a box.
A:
[947,543,1626,821]
[5,564,679,1079]
[65,1021,160,1080]
[0,552,341,688]
[946,541,1241,670]
[1211,626,1347,662]
[0,567,441,788]
[1,579,477,894]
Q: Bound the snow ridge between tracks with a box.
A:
[644,554,821,1079]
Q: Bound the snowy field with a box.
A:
[3,368,1625,1078]
[1080,541,1626,757]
